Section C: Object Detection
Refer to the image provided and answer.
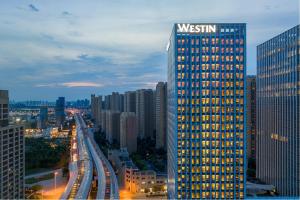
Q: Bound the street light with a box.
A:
[54,171,58,192]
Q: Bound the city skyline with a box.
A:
[0,0,298,199]
[0,0,298,101]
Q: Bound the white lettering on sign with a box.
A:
[177,24,216,33]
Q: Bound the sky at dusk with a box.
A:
[0,0,298,101]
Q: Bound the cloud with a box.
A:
[28,4,39,12]
[62,11,71,16]
[36,82,104,88]
[40,33,54,41]
[62,82,103,87]
[0,0,298,100]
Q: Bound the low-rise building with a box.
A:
[108,149,167,194]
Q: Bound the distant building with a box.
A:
[55,97,65,127]
[246,76,256,162]
[91,94,102,126]
[257,25,300,196]
[101,110,107,133]
[136,89,155,139]
[0,90,24,199]
[71,99,89,108]
[120,112,138,154]
[155,82,167,150]
[124,91,136,113]
[105,110,110,140]
[104,95,111,110]
[106,110,121,144]
[119,94,124,112]
[110,92,121,111]
[91,94,96,117]
[38,106,48,129]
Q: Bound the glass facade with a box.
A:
[257,25,300,196]
[167,23,246,199]
[246,75,256,162]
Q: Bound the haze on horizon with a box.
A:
[0,0,298,101]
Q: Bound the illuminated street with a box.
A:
[120,190,144,200]
[42,185,67,200]
[119,189,167,200]
[26,169,67,200]
[60,113,119,199]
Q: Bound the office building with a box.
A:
[55,97,65,127]
[246,76,256,162]
[257,25,299,196]
[136,89,155,139]
[0,90,24,199]
[124,91,136,113]
[91,94,102,126]
[167,23,246,199]
[38,106,48,129]
[120,112,138,154]
[155,82,167,149]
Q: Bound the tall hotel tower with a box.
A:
[257,25,299,196]
[167,23,246,199]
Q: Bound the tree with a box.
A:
[62,167,69,177]
[31,185,43,192]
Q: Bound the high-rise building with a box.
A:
[136,89,155,139]
[167,23,246,199]
[91,94,96,118]
[105,110,110,140]
[38,106,48,129]
[91,94,102,126]
[155,82,167,149]
[101,110,107,133]
[110,92,121,111]
[246,76,256,163]
[106,110,121,144]
[0,90,24,199]
[55,97,65,127]
[257,25,300,196]
[120,112,138,154]
[104,95,111,110]
[152,90,156,138]
[119,93,124,112]
[124,91,136,113]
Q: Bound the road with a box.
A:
[26,169,67,200]
[60,113,119,199]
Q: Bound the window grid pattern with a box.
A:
[257,25,299,196]
[168,23,246,199]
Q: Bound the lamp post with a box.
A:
[54,171,58,192]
